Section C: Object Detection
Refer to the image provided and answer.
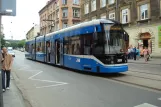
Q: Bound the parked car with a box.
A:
[7,47,15,57]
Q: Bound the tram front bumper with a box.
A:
[99,64,128,73]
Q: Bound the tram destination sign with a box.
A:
[0,0,16,16]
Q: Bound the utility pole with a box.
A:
[0,0,2,49]
[115,0,118,21]
[0,0,4,105]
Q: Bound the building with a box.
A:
[39,0,81,35]
[26,25,40,40]
[81,0,161,57]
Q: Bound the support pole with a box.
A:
[0,0,4,106]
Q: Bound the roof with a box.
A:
[28,19,121,41]
[46,19,117,37]
[39,0,56,14]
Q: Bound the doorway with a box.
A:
[55,40,60,65]
[46,41,51,63]
[143,40,148,48]
[138,33,152,55]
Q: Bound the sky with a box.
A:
[2,0,48,40]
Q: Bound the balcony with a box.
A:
[61,4,68,8]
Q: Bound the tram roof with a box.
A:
[46,19,120,37]
[27,19,121,41]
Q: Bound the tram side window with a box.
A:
[93,32,104,55]
[25,44,29,52]
[41,41,45,53]
[64,36,81,55]
[64,37,70,54]
[83,34,93,55]
[36,42,41,52]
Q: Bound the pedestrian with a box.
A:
[127,47,131,59]
[136,47,140,60]
[133,46,137,60]
[143,47,149,62]
[130,47,134,59]
[1,47,13,92]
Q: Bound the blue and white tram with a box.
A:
[25,19,128,73]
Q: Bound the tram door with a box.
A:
[55,39,60,65]
[60,39,64,66]
[46,41,51,63]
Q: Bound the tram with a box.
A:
[25,19,129,73]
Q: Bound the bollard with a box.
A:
[0,70,3,107]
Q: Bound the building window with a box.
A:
[62,8,68,18]
[108,0,114,4]
[109,13,115,20]
[56,23,59,30]
[73,9,80,18]
[62,0,67,5]
[73,0,79,5]
[84,3,89,14]
[56,2,59,7]
[101,14,106,19]
[122,9,129,24]
[100,0,106,8]
[140,4,148,20]
[63,22,68,28]
[91,0,96,11]
[56,11,59,19]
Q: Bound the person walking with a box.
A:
[1,47,13,92]
[127,47,131,59]
[136,48,140,60]
[133,46,137,60]
[143,47,149,62]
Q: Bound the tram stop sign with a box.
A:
[0,0,16,16]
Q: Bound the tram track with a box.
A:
[101,69,161,92]
[123,71,161,82]
[128,69,161,76]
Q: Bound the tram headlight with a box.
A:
[111,56,114,64]
[111,61,114,64]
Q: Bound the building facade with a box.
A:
[26,25,40,40]
[81,0,161,57]
[39,0,81,35]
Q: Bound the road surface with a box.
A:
[12,51,161,107]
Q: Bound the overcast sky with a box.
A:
[2,0,47,40]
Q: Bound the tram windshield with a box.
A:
[104,24,125,54]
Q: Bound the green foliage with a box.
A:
[6,42,18,49]
[4,39,25,49]
[18,39,25,48]
[1,34,5,48]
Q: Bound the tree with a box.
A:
[1,34,6,48]
[18,39,25,48]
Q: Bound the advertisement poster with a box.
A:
[158,26,161,48]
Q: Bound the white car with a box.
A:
[8,49,15,57]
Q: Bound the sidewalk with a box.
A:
[3,75,26,107]
[128,58,161,65]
